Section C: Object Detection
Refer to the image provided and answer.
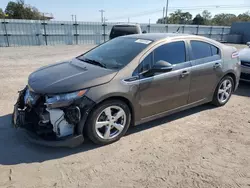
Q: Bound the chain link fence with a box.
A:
[0,19,231,47]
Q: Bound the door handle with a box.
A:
[180,70,190,78]
[213,62,222,69]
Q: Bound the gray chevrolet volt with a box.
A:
[13,33,241,147]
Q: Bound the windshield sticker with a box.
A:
[135,39,152,45]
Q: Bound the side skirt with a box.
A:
[135,98,211,126]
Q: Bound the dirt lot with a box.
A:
[0,44,250,188]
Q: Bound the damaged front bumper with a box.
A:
[12,86,95,148]
[21,129,84,148]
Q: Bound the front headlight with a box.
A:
[46,90,88,105]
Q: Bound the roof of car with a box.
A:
[123,33,194,41]
[113,23,140,26]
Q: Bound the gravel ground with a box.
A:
[0,44,250,188]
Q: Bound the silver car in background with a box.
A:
[239,42,250,81]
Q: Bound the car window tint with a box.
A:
[133,52,153,75]
[211,45,220,56]
[191,41,212,59]
[141,52,153,72]
[154,41,186,65]
[110,26,139,39]
[79,37,151,70]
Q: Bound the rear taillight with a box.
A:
[232,51,239,59]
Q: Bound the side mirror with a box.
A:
[151,60,173,73]
[142,30,147,34]
[247,42,250,48]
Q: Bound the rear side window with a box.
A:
[191,40,220,60]
[154,41,186,65]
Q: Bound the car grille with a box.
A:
[241,73,250,80]
[241,61,250,67]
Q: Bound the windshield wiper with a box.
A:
[77,57,107,68]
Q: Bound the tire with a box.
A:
[86,100,131,145]
[212,76,234,107]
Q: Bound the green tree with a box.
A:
[157,10,192,24]
[212,13,238,26]
[202,10,212,25]
[168,10,193,24]
[192,14,205,25]
[0,8,4,18]
[156,17,168,24]
[238,11,250,22]
[5,0,44,20]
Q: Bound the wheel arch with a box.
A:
[95,95,135,126]
[222,72,237,91]
[80,94,136,135]
[211,71,237,101]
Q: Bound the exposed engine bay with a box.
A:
[13,86,94,141]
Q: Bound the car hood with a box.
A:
[28,58,118,94]
[239,48,250,62]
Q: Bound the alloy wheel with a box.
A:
[217,79,233,104]
[95,106,126,140]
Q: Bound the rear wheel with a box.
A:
[212,76,234,106]
[86,100,131,145]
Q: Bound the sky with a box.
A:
[0,0,250,23]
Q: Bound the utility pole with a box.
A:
[162,7,165,24]
[3,14,9,47]
[165,0,169,24]
[74,15,77,23]
[148,19,151,33]
[99,10,105,23]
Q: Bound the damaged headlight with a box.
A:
[24,88,40,106]
[46,90,88,105]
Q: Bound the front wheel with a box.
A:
[86,100,131,145]
[212,76,234,106]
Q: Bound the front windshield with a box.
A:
[77,37,152,70]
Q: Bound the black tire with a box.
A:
[86,100,131,145]
[212,76,234,107]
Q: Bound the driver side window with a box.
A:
[135,41,186,75]
[154,41,186,64]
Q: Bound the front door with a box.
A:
[138,41,192,119]
[188,40,224,103]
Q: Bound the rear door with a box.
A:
[188,40,223,103]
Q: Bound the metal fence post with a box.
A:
[73,21,78,45]
[2,19,10,47]
[102,23,107,42]
[221,27,225,42]
[42,21,48,46]
[147,23,150,33]
[196,25,199,35]
[209,26,213,39]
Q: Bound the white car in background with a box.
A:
[239,42,250,82]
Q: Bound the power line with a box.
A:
[109,9,162,20]
[108,4,250,21]
[168,4,250,9]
